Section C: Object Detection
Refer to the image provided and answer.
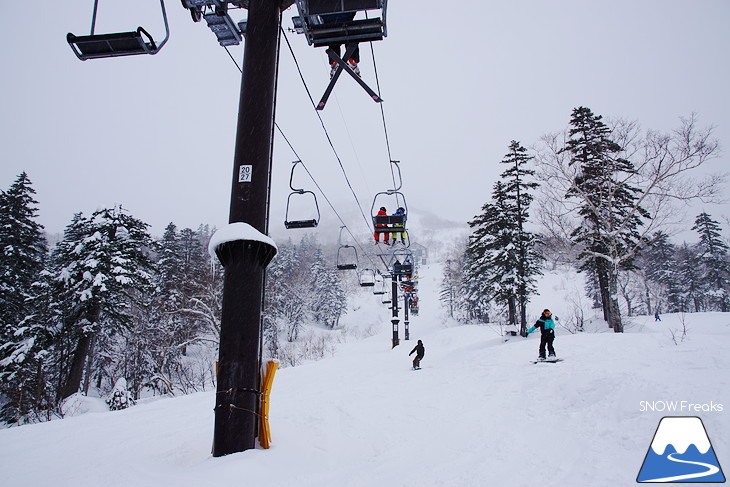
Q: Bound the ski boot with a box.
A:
[347,58,361,77]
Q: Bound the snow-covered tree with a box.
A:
[106,377,135,411]
[562,107,650,332]
[668,243,704,313]
[310,248,347,329]
[692,212,730,312]
[463,141,541,332]
[0,173,53,424]
[634,232,676,315]
[536,109,722,332]
[0,172,48,331]
[51,206,156,400]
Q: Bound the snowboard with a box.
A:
[412,366,422,370]
[531,358,563,364]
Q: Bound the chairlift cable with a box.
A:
[281,27,373,235]
[364,11,401,207]
[218,28,388,274]
[274,124,384,272]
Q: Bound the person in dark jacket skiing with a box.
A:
[409,339,425,369]
[527,309,557,360]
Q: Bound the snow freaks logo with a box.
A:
[637,416,726,483]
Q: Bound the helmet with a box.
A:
[380,207,386,211]
[543,309,552,317]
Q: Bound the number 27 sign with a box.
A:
[239,165,252,183]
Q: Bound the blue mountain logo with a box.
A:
[637,416,725,483]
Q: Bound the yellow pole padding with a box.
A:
[259,360,279,449]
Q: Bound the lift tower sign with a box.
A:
[637,416,726,483]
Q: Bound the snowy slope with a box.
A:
[1,265,728,487]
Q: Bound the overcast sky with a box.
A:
[1,0,728,244]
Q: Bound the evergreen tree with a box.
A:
[668,243,704,313]
[310,248,347,329]
[0,172,48,330]
[497,141,542,334]
[440,255,463,320]
[463,141,541,332]
[51,206,156,400]
[637,232,676,314]
[561,107,650,332]
[692,212,730,312]
[0,172,53,423]
[0,270,57,424]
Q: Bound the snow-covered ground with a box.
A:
[1,264,728,487]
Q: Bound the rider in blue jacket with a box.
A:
[527,309,557,360]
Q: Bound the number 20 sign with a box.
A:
[239,165,252,183]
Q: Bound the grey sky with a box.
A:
[1,0,728,243]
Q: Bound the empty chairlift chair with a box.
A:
[284,161,320,229]
[336,245,358,270]
[67,0,170,60]
[359,268,376,287]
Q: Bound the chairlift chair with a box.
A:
[291,0,387,109]
[373,276,387,295]
[284,161,321,229]
[67,0,170,60]
[291,0,388,48]
[371,160,408,237]
[359,268,376,287]
[336,245,358,270]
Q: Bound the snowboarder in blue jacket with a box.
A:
[527,309,557,360]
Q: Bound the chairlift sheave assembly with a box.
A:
[180,0,255,46]
[67,0,170,60]
[291,0,388,110]
[284,161,321,229]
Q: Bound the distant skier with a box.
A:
[409,339,425,369]
[527,309,557,361]
[654,311,661,322]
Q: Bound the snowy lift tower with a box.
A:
[179,0,293,457]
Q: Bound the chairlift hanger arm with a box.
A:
[67,0,170,60]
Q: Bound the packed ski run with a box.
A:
[1,265,728,487]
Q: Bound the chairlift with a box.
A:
[371,161,408,239]
[359,268,376,287]
[373,276,387,295]
[67,0,170,60]
[336,245,358,270]
[335,226,358,270]
[284,161,320,229]
[292,0,388,48]
[291,0,387,109]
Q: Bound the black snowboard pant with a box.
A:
[539,331,555,358]
[412,355,423,368]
